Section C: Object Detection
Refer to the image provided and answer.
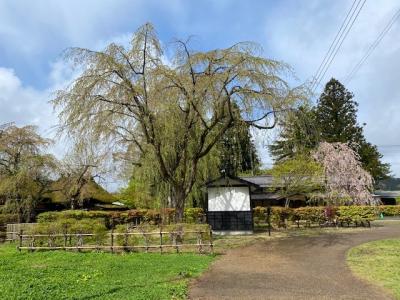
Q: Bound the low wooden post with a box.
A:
[63,225,68,250]
[63,233,67,250]
[197,231,203,254]
[267,206,271,237]
[209,229,213,255]
[145,234,149,253]
[110,229,114,254]
[77,234,83,252]
[159,229,163,254]
[29,234,35,252]
[172,232,179,253]
[18,229,23,252]
[124,226,128,252]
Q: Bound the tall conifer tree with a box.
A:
[315,78,390,181]
[270,78,390,182]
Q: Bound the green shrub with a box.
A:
[336,206,377,223]
[271,207,293,227]
[37,210,111,223]
[293,207,327,223]
[28,218,108,246]
[0,213,19,225]
[36,208,205,227]
[379,205,400,217]
[184,208,205,223]
[253,205,382,227]
[114,224,141,247]
[113,223,211,249]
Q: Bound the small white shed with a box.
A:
[206,177,256,232]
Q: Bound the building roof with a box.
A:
[239,175,274,188]
[374,190,400,198]
[205,176,260,188]
[206,175,275,189]
[44,178,117,204]
[250,193,282,200]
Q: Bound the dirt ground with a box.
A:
[189,222,400,300]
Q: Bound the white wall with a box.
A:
[208,186,250,211]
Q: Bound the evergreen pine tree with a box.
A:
[218,104,260,176]
[269,105,319,161]
[315,78,364,144]
[315,78,390,181]
[270,78,390,181]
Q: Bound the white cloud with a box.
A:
[0,67,52,130]
[260,0,400,177]
[1,0,399,179]
[0,61,77,155]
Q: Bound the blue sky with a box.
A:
[1,0,400,187]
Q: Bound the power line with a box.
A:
[345,7,400,83]
[311,0,366,94]
[310,0,358,91]
[313,0,366,93]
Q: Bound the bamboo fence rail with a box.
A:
[16,229,214,254]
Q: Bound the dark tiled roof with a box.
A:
[239,175,274,187]
[374,190,400,197]
[250,193,282,200]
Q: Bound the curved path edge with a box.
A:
[189,223,400,300]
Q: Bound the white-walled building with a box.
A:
[205,175,305,232]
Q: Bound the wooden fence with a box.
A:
[16,229,213,254]
[6,223,37,241]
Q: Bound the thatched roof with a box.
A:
[44,178,117,205]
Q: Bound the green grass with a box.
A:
[0,244,214,300]
[347,239,400,299]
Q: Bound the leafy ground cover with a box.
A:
[0,244,214,300]
[347,239,400,299]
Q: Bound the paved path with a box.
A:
[189,223,400,299]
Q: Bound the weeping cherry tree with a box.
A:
[313,142,375,205]
[53,23,306,221]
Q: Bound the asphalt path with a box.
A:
[189,222,400,299]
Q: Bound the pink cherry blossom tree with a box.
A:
[312,142,375,205]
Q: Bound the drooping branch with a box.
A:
[53,23,306,220]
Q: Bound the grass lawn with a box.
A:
[347,239,400,299]
[0,244,214,300]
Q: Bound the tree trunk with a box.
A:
[172,186,186,223]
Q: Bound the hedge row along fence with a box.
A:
[253,205,400,228]
[36,208,205,228]
[17,222,213,254]
[8,205,400,234]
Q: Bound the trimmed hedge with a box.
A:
[337,206,377,223]
[37,208,205,228]
[380,205,400,217]
[253,205,400,227]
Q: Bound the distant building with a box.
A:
[205,175,399,232]
[373,191,400,205]
[205,175,307,232]
[38,178,126,212]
